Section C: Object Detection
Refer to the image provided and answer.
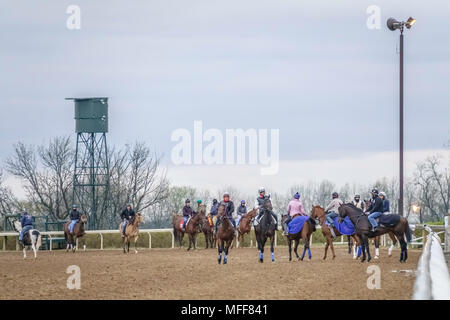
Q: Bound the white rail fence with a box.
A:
[413,225,450,300]
[0,224,445,251]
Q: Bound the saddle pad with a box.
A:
[378,214,400,226]
[288,216,309,234]
[333,216,354,235]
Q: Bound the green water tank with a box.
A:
[66,97,108,133]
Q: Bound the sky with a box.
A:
[0,0,449,198]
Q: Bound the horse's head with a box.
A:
[11,219,21,232]
[135,213,145,224]
[218,203,227,217]
[338,203,348,218]
[80,214,88,224]
[263,197,273,211]
[363,199,371,212]
[310,205,325,223]
[247,208,257,219]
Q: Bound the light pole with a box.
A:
[387,17,416,217]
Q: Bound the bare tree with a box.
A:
[0,169,20,219]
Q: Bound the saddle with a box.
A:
[376,214,400,227]
[207,216,213,227]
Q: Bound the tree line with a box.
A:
[0,136,448,229]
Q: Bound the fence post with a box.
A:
[2,236,6,251]
[445,213,449,252]
[49,235,53,251]
[171,230,174,249]
[148,232,152,249]
[100,233,103,250]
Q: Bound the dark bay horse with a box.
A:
[310,205,361,260]
[64,214,88,252]
[216,203,235,264]
[339,203,412,262]
[253,197,277,263]
[281,212,316,261]
[236,208,257,248]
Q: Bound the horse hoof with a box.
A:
[368,258,371,262]
[259,259,263,263]
[374,256,379,259]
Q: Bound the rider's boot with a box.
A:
[329,226,336,238]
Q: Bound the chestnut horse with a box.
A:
[119,213,144,254]
[235,208,257,248]
[281,212,316,261]
[200,212,214,249]
[216,203,235,264]
[310,206,361,260]
[64,214,88,252]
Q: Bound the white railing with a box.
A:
[413,225,450,300]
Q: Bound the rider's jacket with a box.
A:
[368,196,383,214]
[352,200,364,210]
[220,200,235,217]
[382,199,390,213]
[70,209,81,220]
[254,195,270,211]
[210,203,219,216]
[182,205,194,217]
[237,205,247,216]
[120,208,135,220]
[21,214,33,227]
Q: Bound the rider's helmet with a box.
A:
[241,200,246,205]
[294,192,300,199]
[196,199,202,204]
[332,192,339,199]
[223,192,230,198]
[354,194,360,201]
[258,187,265,194]
[379,191,386,198]
[212,198,218,204]
[72,204,78,210]
[126,203,132,208]
[371,188,379,195]
[185,199,190,204]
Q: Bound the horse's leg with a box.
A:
[388,232,397,257]
[293,239,299,259]
[306,231,312,260]
[374,236,380,259]
[288,238,293,261]
[123,236,126,253]
[360,234,367,262]
[270,235,275,262]
[32,240,37,259]
[223,241,229,264]
[323,233,330,260]
[397,233,407,262]
[347,235,352,254]
[23,246,26,259]
[187,233,192,251]
[134,236,139,254]
[218,239,223,264]
[330,235,336,260]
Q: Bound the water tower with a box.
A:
[66,97,110,229]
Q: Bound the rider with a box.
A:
[325,192,343,232]
[283,192,306,235]
[216,192,236,231]
[182,199,194,231]
[367,188,384,232]
[379,191,390,214]
[254,187,278,229]
[18,209,33,246]
[196,199,202,211]
[120,203,135,237]
[352,194,364,210]
[236,200,247,226]
[68,204,81,234]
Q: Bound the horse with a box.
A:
[310,205,361,260]
[172,205,206,250]
[200,211,215,249]
[119,213,144,254]
[363,199,398,259]
[281,211,316,261]
[253,197,277,263]
[64,214,88,252]
[12,220,42,259]
[185,204,206,251]
[216,203,235,264]
[338,203,412,262]
[235,208,257,248]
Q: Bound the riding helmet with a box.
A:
[258,187,265,193]
[371,188,379,195]
[294,192,300,199]
[197,199,202,204]
[185,199,190,204]
[223,192,230,197]
[332,192,339,198]
[241,200,246,204]
[379,192,386,198]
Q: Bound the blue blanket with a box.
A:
[325,216,355,235]
[288,216,309,234]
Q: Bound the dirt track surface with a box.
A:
[0,247,419,300]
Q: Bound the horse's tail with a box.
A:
[404,219,412,243]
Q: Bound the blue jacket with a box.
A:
[210,203,219,216]
[382,199,390,213]
[21,214,33,228]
